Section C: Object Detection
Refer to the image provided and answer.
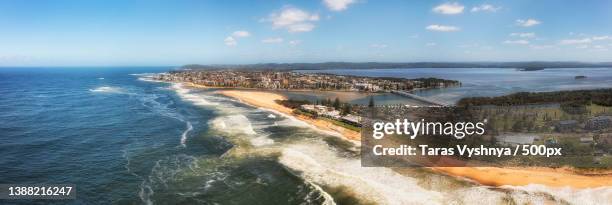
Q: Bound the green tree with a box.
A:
[333,97,341,110]
[341,104,352,116]
[368,96,375,108]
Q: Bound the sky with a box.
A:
[1,0,612,66]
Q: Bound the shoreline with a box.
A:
[217,89,361,141]
[213,88,612,189]
[432,166,612,188]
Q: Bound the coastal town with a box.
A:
[154,70,461,92]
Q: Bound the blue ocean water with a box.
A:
[0,67,329,204]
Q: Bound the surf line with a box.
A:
[180,121,193,147]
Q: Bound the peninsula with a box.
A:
[154,70,460,92]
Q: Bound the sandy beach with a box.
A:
[216,89,612,189]
[433,167,612,188]
[218,90,361,140]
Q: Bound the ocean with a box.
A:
[1,67,611,205]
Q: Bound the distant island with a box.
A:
[575,75,587,79]
[178,61,612,71]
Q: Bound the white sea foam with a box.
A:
[171,83,218,106]
[89,86,126,94]
[129,72,160,76]
[501,184,612,205]
[250,135,275,147]
[307,181,336,205]
[138,77,164,83]
[140,154,198,205]
[267,114,277,119]
[210,114,257,135]
[256,107,347,139]
[274,118,310,128]
[131,72,167,83]
[279,141,444,205]
[180,121,193,147]
[444,186,507,204]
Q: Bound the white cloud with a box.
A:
[261,38,284,44]
[426,24,460,32]
[530,44,554,49]
[224,30,250,46]
[287,23,316,33]
[516,19,541,27]
[289,40,302,46]
[559,35,612,46]
[458,43,477,48]
[266,7,319,33]
[432,2,464,15]
[559,35,611,46]
[576,45,589,49]
[426,42,437,46]
[323,0,355,11]
[510,32,535,38]
[471,4,500,12]
[232,30,250,38]
[224,36,237,46]
[559,38,592,45]
[370,44,388,48]
[592,36,611,40]
[503,40,529,45]
[592,45,609,51]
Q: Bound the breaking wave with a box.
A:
[171,83,218,106]
[210,114,257,135]
[279,141,444,205]
[501,184,612,205]
[89,86,126,94]
[180,121,193,147]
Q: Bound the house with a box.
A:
[495,134,541,146]
[314,105,327,113]
[321,110,341,119]
[341,114,362,126]
[300,104,315,112]
[300,104,341,119]
[585,116,612,130]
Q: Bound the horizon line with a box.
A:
[2,60,612,68]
